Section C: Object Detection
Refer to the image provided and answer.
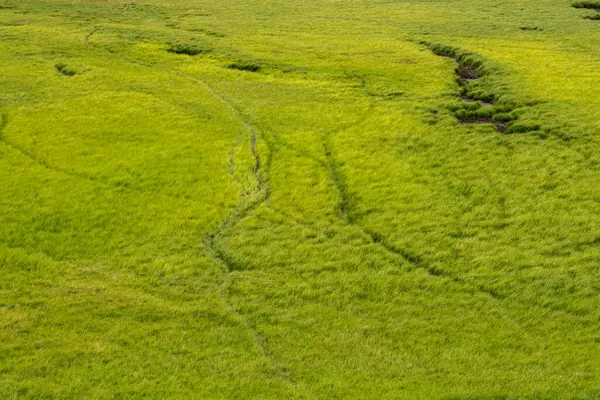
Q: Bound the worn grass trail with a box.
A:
[2,0,600,398]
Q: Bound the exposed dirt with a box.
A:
[426,43,541,134]
[456,63,480,81]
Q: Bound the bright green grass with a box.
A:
[1,0,600,398]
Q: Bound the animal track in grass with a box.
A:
[84,26,100,45]
[320,117,505,300]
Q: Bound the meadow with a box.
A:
[1,0,600,398]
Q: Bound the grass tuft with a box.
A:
[491,112,517,123]
[507,122,541,133]
[227,62,261,72]
[54,63,77,76]
[167,43,209,56]
[572,1,600,9]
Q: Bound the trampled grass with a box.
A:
[1,0,600,398]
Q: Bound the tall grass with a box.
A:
[1,0,600,397]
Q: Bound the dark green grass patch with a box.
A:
[167,43,209,55]
[572,1,600,18]
[572,1,600,9]
[507,122,541,133]
[227,61,261,72]
[54,62,76,76]
[3,0,600,397]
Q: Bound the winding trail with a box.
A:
[157,70,306,394]
[82,30,543,384]
[320,109,506,300]
[172,72,307,398]
[80,31,305,395]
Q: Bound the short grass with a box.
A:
[1,0,600,398]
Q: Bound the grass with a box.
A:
[572,1,600,10]
[167,43,209,56]
[1,0,600,398]
[227,61,261,72]
[54,62,77,76]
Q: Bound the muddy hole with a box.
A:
[456,64,479,81]
[425,43,541,134]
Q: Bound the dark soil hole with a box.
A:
[456,64,479,81]
[495,123,508,133]
[167,44,209,56]
[227,62,261,72]
[520,26,542,31]
[426,43,542,135]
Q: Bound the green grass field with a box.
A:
[2,0,600,398]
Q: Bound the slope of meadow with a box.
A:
[1,0,600,398]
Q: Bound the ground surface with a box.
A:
[1,0,600,398]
